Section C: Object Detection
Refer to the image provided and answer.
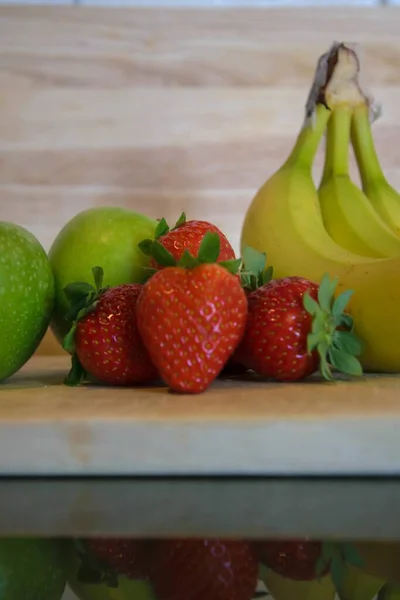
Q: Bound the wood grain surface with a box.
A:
[1,355,400,476]
[1,6,400,355]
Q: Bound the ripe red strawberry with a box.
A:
[152,539,258,600]
[136,232,247,393]
[62,267,159,386]
[234,250,363,382]
[139,212,236,271]
[82,537,152,581]
[234,276,320,381]
[254,539,330,581]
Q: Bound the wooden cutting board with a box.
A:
[1,355,400,477]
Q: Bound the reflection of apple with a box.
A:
[64,541,156,600]
[0,538,66,600]
[48,207,157,345]
[0,222,55,382]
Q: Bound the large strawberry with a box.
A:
[152,539,258,600]
[62,266,159,386]
[138,212,236,273]
[234,247,364,382]
[136,232,247,393]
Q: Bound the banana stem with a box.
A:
[284,103,331,170]
[320,105,352,185]
[351,105,385,185]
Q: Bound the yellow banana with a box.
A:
[351,104,400,237]
[260,567,336,600]
[338,564,385,600]
[379,585,400,599]
[353,542,400,587]
[318,105,400,258]
[240,42,400,372]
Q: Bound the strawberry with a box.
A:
[136,232,247,393]
[62,266,159,386]
[82,538,152,581]
[152,539,258,600]
[139,212,236,273]
[254,539,366,595]
[254,539,330,581]
[234,247,364,382]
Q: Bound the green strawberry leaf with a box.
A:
[262,265,274,285]
[339,542,365,569]
[219,258,243,276]
[138,238,154,256]
[63,281,94,308]
[151,241,178,267]
[303,272,364,382]
[328,347,363,377]
[303,291,320,317]
[154,217,170,239]
[318,273,338,312]
[240,246,272,291]
[331,559,347,596]
[63,294,92,324]
[139,266,158,283]
[63,323,77,354]
[92,266,104,291]
[178,250,200,269]
[338,312,354,331]
[333,330,363,356]
[332,289,354,325]
[242,246,267,277]
[172,211,187,230]
[318,341,334,381]
[63,354,86,386]
[197,231,221,263]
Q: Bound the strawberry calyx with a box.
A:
[62,266,110,386]
[303,273,364,381]
[317,542,365,594]
[239,246,273,291]
[152,212,187,240]
[139,231,242,276]
[73,539,120,588]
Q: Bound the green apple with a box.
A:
[64,540,156,600]
[0,537,66,599]
[0,221,55,382]
[48,207,158,345]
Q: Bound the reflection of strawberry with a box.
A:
[235,248,363,382]
[62,267,159,386]
[152,539,258,600]
[83,538,152,581]
[136,232,247,393]
[254,539,330,581]
[139,212,236,271]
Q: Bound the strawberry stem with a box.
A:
[304,273,364,381]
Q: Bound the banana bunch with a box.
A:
[240,42,400,373]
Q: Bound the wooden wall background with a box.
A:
[1,5,400,354]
